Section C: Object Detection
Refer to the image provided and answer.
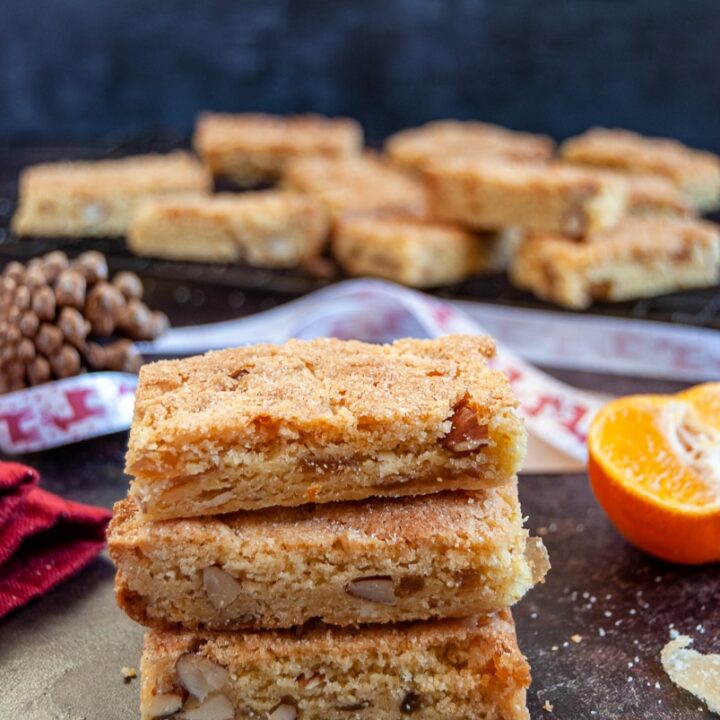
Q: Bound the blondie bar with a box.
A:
[126,336,526,519]
[510,216,720,309]
[426,159,628,235]
[386,119,555,173]
[109,483,548,630]
[561,127,720,213]
[12,152,211,237]
[282,154,428,221]
[623,172,691,217]
[193,112,363,188]
[333,214,491,287]
[128,192,328,267]
[140,612,530,720]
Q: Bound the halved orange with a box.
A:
[588,382,720,564]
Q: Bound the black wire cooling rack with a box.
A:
[1,134,719,329]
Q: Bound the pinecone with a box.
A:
[0,251,169,394]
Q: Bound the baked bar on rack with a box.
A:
[193,112,363,188]
[109,482,548,630]
[510,216,720,309]
[560,127,720,213]
[282,154,428,221]
[128,192,328,267]
[333,214,493,287]
[139,611,531,720]
[125,336,526,519]
[386,119,555,173]
[12,152,211,237]
[425,159,628,235]
[623,172,691,217]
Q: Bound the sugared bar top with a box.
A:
[126,335,526,519]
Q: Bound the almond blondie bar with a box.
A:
[333,214,492,287]
[282,154,428,221]
[109,483,548,630]
[561,127,720,213]
[140,611,530,720]
[426,159,628,235]
[126,336,526,519]
[510,216,720,309]
[193,112,363,188]
[128,192,328,267]
[12,152,211,237]
[386,119,555,173]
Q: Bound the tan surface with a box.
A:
[282,153,428,221]
[510,216,720,309]
[12,152,211,237]
[128,191,329,267]
[126,336,526,519]
[333,214,491,287]
[425,159,628,235]
[561,128,720,212]
[109,482,548,630]
[386,119,555,173]
[193,112,362,187]
[140,611,530,720]
[622,172,691,217]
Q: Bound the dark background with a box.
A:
[1,0,719,147]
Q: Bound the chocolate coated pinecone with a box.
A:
[0,251,169,393]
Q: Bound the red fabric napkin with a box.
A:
[0,461,111,620]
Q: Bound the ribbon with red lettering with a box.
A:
[3,278,716,457]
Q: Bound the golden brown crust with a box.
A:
[622,172,691,216]
[560,128,720,212]
[425,159,628,235]
[193,112,363,187]
[127,191,329,267]
[385,119,555,173]
[125,336,525,518]
[510,216,720,309]
[282,153,428,221]
[12,152,212,237]
[109,484,548,629]
[333,214,490,287]
[140,611,530,720]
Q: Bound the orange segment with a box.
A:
[678,382,720,431]
[588,383,720,565]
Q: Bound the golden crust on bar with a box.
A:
[12,152,211,237]
[561,127,720,212]
[333,213,491,287]
[425,159,628,235]
[109,482,548,630]
[282,153,428,221]
[126,336,526,519]
[140,611,531,720]
[510,216,720,309]
[386,119,555,173]
[193,112,363,188]
[128,191,329,267]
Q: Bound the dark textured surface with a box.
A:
[1,1,720,149]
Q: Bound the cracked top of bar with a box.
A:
[126,336,526,519]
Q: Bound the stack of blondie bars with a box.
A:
[109,335,548,719]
